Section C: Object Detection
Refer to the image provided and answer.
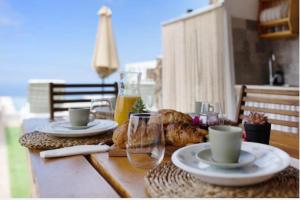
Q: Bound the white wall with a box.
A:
[225,0,258,20]
[125,60,156,82]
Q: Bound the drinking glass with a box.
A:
[209,102,226,125]
[199,102,214,129]
[91,98,114,119]
[143,95,155,111]
[126,113,165,169]
[200,102,214,113]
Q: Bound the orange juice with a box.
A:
[114,95,140,125]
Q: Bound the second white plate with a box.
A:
[172,142,290,186]
[36,119,118,137]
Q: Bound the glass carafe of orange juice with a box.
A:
[114,72,141,125]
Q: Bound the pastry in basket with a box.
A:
[112,118,162,149]
[128,119,163,148]
[112,109,207,149]
[166,123,208,147]
[112,120,129,149]
[158,109,193,125]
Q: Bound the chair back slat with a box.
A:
[242,96,299,106]
[241,105,299,117]
[49,82,118,119]
[236,85,299,158]
[239,115,299,128]
[53,108,69,112]
[245,88,299,96]
[53,99,93,103]
[268,119,299,128]
[52,83,117,88]
[53,91,117,95]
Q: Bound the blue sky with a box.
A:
[0,0,208,96]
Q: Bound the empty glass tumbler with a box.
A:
[126,113,165,169]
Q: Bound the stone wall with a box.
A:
[231,17,299,86]
[231,17,271,85]
[271,38,299,86]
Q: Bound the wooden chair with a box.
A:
[235,85,299,158]
[49,83,118,120]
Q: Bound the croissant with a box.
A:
[112,119,163,148]
[166,123,208,147]
[158,109,192,125]
[112,109,200,149]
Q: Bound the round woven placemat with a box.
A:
[19,130,113,150]
[145,161,299,198]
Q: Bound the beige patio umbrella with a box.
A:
[92,6,119,80]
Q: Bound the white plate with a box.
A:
[36,119,118,137]
[61,120,99,130]
[172,142,290,186]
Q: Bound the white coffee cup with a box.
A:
[209,125,243,163]
[68,108,95,127]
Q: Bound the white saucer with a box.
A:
[61,120,98,130]
[36,119,118,137]
[172,142,290,186]
[196,148,256,169]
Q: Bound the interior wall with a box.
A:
[225,0,258,20]
[231,17,271,85]
[226,0,299,87]
[271,38,299,87]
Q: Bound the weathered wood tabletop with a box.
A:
[22,118,120,198]
[22,118,299,198]
[22,118,167,197]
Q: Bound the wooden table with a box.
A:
[23,118,154,197]
[22,118,299,198]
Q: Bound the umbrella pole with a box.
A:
[101,78,104,97]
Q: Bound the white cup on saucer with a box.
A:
[68,108,96,127]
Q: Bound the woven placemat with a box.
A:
[145,161,299,198]
[19,130,113,150]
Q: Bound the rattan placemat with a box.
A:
[19,131,113,150]
[145,161,299,198]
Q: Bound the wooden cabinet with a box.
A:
[258,0,299,39]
